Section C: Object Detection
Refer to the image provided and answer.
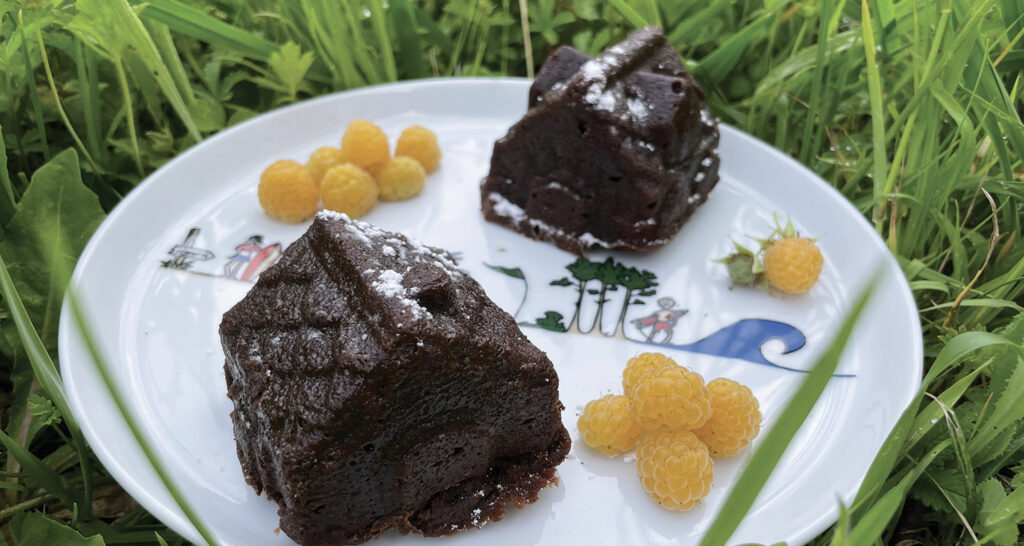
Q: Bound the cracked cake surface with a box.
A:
[481,26,720,255]
[220,211,570,545]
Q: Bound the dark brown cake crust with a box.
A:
[481,26,720,255]
[220,212,570,545]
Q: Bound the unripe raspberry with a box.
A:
[340,119,389,170]
[577,395,645,456]
[374,156,426,201]
[395,125,441,172]
[763,237,823,294]
[628,365,712,430]
[258,159,319,223]
[694,378,761,457]
[306,146,346,186]
[623,352,677,394]
[320,164,378,218]
[636,430,713,510]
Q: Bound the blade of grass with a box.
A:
[861,0,889,234]
[18,10,50,162]
[517,0,534,78]
[33,26,103,179]
[926,392,978,520]
[389,0,425,79]
[368,0,397,82]
[0,123,16,221]
[146,20,196,109]
[695,13,774,83]
[113,61,144,176]
[0,253,92,519]
[0,429,82,513]
[606,0,649,28]
[700,271,879,546]
[798,0,836,165]
[848,331,1022,525]
[139,0,276,62]
[72,38,104,168]
[67,291,216,545]
[844,439,951,544]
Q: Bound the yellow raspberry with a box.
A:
[320,164,378,218]
[305,146,347,186]
[623,352,678,394]
[577,395,645,456]
[636,430,714,510]
[374,156,426,201]
[340,119,390,170]
[258,159,319,223]
[694,378,762,457]
[628,365,712,430]
[395,125,441,173]
[763,237,823,294]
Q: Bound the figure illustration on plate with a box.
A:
[631,297,689,343]
[224,235,282,282]
[161,228,215,270]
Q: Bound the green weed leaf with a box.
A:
[10,512,105,546]
[0,149,104,353]
[267,42,314,102]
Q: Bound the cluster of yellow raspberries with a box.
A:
[577,353,762,511]
[258,121,441,222]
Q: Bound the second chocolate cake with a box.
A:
[481,26,720,255]
[220,212,570,545]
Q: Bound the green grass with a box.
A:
[0,0,1023,544]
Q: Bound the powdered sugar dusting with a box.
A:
[700,107,716,127]
[370,269,433,321]
[488,192,668,249]
[626,96,649,121]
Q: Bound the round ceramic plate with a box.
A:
[59,79,921,546]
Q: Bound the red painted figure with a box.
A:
[631,297,688,343]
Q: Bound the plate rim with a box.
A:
[58,77,924,545]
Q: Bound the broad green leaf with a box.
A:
[67,2,130,62]
[0,149,105,353]
[9,512,105,546]
[976,480,1024,545]
[968,354,1024,460]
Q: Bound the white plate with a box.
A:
[59,79,922,546]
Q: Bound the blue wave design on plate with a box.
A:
[637,318,854,377]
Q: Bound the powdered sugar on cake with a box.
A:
[487,193,667,249]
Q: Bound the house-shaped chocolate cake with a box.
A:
[220,212,570,545]
[481,26,720,255]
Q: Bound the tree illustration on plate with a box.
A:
[611,266,658,338]
[582,258,625,335]
[550,257,602,334]
[548,257,658,339]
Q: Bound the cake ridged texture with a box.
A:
[481,26,720,255]
[220,212,570,545]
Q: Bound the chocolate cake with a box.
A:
[481,26,720,255]
[220,212,570,545]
